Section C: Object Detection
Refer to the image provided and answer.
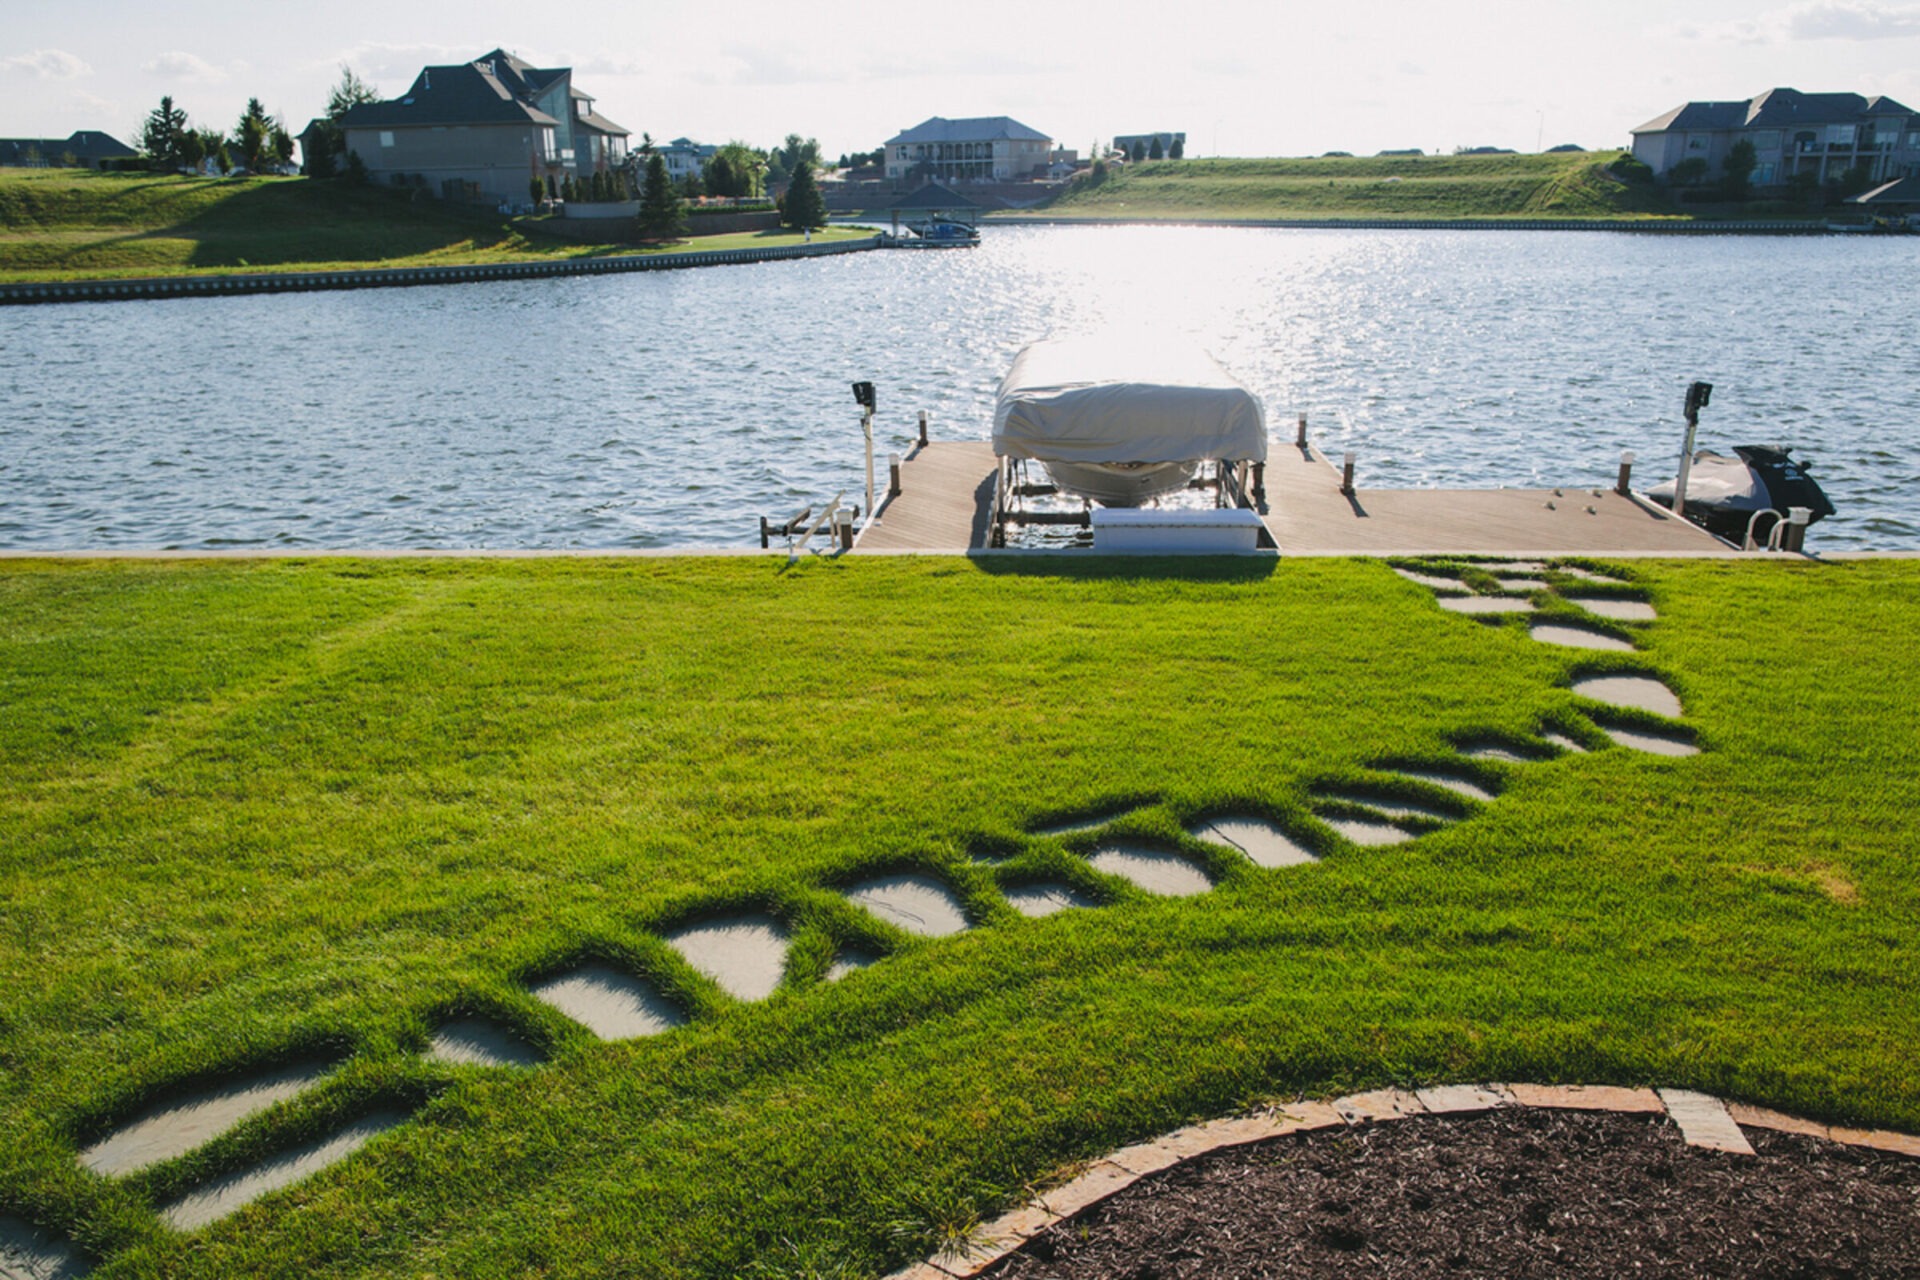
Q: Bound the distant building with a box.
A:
[1631,88,1920,186]
[334,48,630,203]
[884,117,1053,183]
[0,131,137,169]
[1113,132,1184,158]
[657,137,715,183]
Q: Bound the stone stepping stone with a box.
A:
[1382,769,1498,803]
[1529,622,1637,652]
[1598,724,1700,756]
[77,1060,334,1178]
[1085,843,1213,896]
[825,947,879,981]
[1567,596,1659,623]
[158,1109,408,1232]
[1186,815,1318,868]
[1552,565,1625,583]
[1572,674,1682,719]
[1491,577,1549,593]
[1322,815,1415,846]
[1459,742,1549,764]
[1437,595,1534,615]
[527,963,685,1040]
[1491,560,1550,573]
[663,914,791,1002]
[842,874,971,937]
[426,1018,543,1069]
[1004,882,1097,917]
[1030,808,1135,837]
[0,1215,90,1279]
[1315,789,1455,823]
[1541,731,1590,754]
[1393,568,1468,593]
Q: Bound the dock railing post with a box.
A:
[1296,413,1308,449]
[917,410,929,448]
[888,452,902,497]
[1616,450,1635,495]
[1340,451,1356,496]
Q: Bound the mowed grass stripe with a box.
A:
[0,555,1913,1277]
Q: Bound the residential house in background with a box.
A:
[1113,131,1184,158]
[0,131,137,169]
[884,117,1053,183]
[334,49,630,203]
[658,137,716,184]
[1631,88,1919,187]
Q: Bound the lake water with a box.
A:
[3,226,1915,551]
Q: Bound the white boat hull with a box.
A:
[1040,458,1200,506]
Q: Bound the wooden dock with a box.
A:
[854,439,1729,555]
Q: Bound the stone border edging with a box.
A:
[0,236,883,306]
[887,1083,1920,1278]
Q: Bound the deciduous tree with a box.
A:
[1721,140,1757,200]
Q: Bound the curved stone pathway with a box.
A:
[32,558,1729,1264]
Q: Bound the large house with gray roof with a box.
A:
[884,116,1052,183]
[335,49,629,204]
[0,131,137,169]
[1631,88,1919,188]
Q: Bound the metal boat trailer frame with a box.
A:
[987,458,1268,549]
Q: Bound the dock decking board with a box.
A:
[853,438,1730,556]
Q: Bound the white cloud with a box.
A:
[1,49,92,79]
[1784,1,1920,37]
[142,51,228,83]
[1678,2,1920,43]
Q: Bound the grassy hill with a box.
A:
[0,170,853,281]
[1035,152,1692,221]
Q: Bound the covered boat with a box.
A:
[991,337,1268,506]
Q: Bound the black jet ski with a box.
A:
[1647,444,1835,544]
[1642,382,1835,546]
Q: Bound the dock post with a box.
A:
[1296,413,1308,448]
[1616,450,1635,495]
[1252,462,1267,504]
[1341,452,1356,496]
[1781,506,1811,553]
[888,452,902,497]
[918,410,929,448]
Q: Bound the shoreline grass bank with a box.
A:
[0,170,866,285]
[1,554,1914,1277]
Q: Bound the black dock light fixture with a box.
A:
[1674,380,1712,519]
[852,381,876,411]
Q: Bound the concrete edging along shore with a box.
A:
[0,235,883,306]
[986,215,1828,234]
[889,1084,1920,1279]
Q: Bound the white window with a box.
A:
[379,131,394,148]
[1828,124,1856,145]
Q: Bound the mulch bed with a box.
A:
[983,1108,1920,1279]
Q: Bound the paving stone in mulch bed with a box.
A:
[985,1107,1920,1279]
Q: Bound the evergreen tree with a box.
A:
[1169,136,1184,159]
[142,95,188,169]
[1721,140,1757,201]
[270,125,294,168]
[705,151,736,199]
[1148,136,1164,160]
[1130,139,1147,162]
[781,159,827,230]
[235,98,271,172]
[178,129,205,173]
[530,175,546,207]
[326,66,380,119]
[212,140,232,175]
[636,153,686,239]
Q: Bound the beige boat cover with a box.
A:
[992,337,1268,463]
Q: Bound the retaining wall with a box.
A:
[0,236,883,306]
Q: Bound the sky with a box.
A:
[5,0,1920,159]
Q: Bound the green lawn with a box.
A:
[1,555,1915,1277]
[1033,152,1696,221]
[0,170,862,281]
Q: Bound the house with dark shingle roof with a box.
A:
[884,116,1053,183]
[1631,88,1919,188]
[0,131,138,169]
[335,48,629,204]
